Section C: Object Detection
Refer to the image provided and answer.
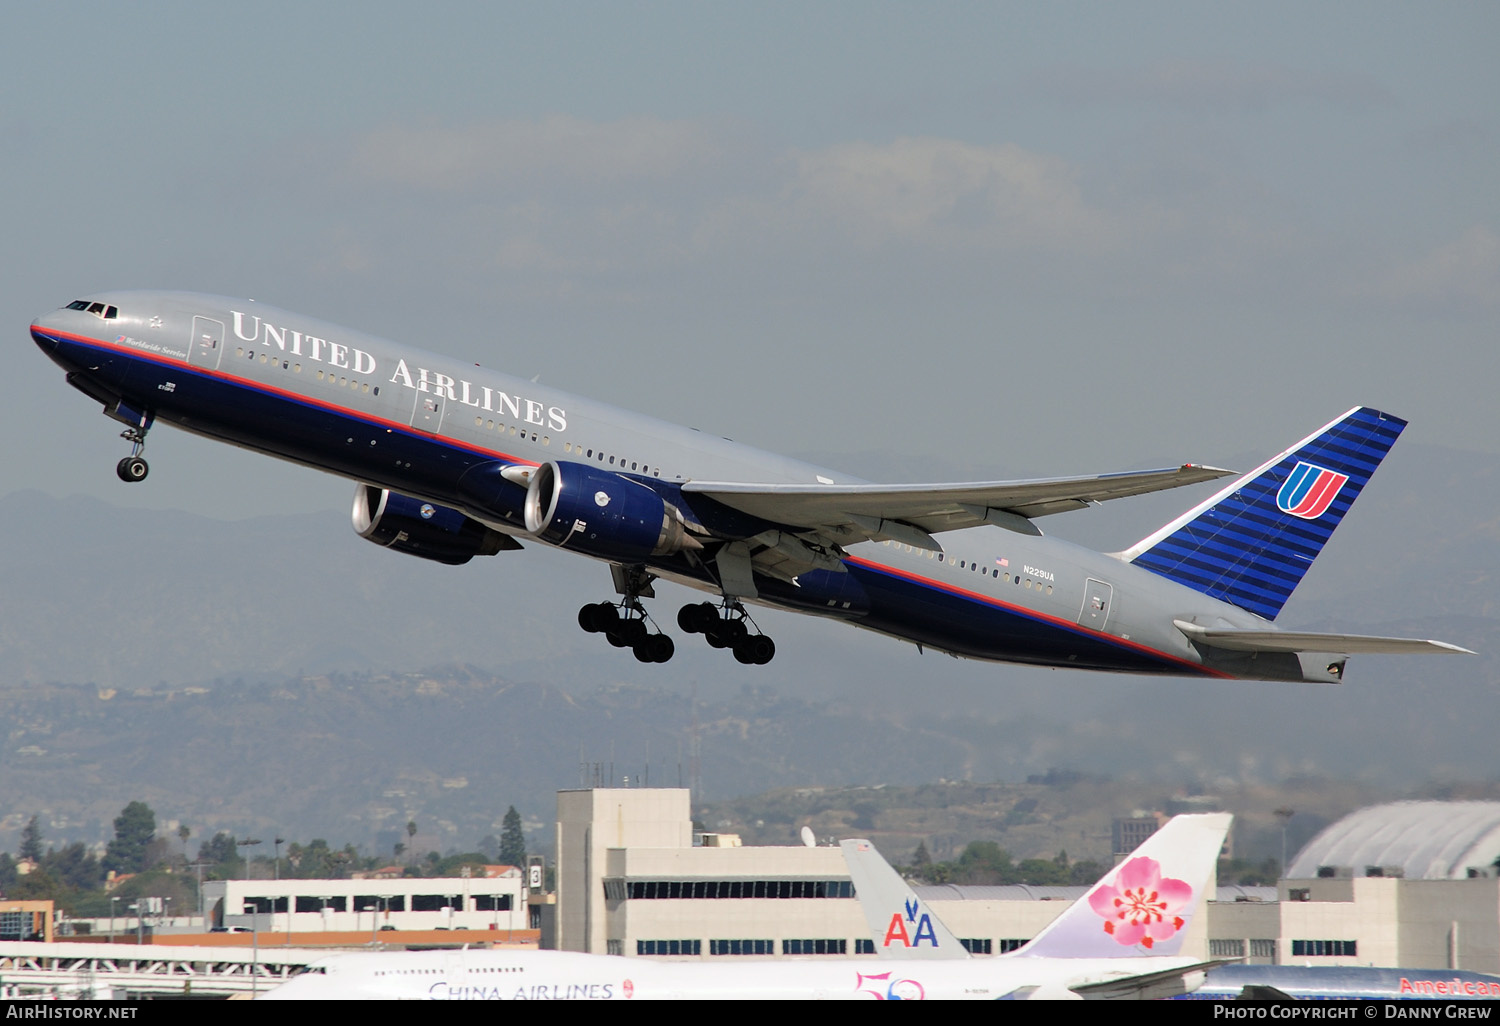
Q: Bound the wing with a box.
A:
[683,464,1234,551]
[1070,962,1227,1001]
[1174,620,1475,655]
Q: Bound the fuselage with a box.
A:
[259,946,1201,1001]
[30,290,1325,681]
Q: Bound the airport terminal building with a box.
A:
[552,789,1500,971]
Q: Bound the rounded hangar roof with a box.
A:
[1288,802,1500,880]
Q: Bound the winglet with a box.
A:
[840,839,970,960]
[1016,813,1230,960]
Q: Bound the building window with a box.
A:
[475,895,513,911]
[960,938,993,955]
[999,938,1029,953]
[782,939,848,955]
[1291,939,1358,957]
[411,894,457,912]
[855,939,875,955]
[1210,939,1246,958]
[638,939,701,956]
[624,879,853,899]
[710,939,774,956]
[1250,939,1277,959]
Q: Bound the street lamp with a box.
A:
[109,895,119,944]
[1274,807,1295,879]
[237,838,262,881]
[273,837,284,881]
[128,903,141,945]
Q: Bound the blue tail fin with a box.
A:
[1122,407,1406,621]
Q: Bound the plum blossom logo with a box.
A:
[1087,856,1193,949]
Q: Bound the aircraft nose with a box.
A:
[30,312,62,351]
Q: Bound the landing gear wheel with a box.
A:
[633,634,675,663]
[579,602,619,633]
[677,602,718,634]
[116,456,149,483]
[733,635,775,665]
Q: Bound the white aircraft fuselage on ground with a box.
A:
[258,947,1205,1001]
[30,292,1469,679]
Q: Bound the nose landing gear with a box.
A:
[115,426,150,483]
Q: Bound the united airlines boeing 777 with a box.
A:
[30,292,1469,679]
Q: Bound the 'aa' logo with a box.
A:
[1276,462,1348,520]
[883,898,939,949]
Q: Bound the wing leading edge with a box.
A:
[683,464,1234,550]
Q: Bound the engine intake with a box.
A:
[352,486,513,565]
[524,461,698,562]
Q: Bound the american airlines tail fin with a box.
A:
[840,839,970,960]
[1122,407,1404,621]
[1017,812,1230,959]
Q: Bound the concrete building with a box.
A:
[551,790,1500,971]
[203,871,526,934]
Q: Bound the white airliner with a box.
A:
[31,293,1468,677]
[260,813,1230,1000]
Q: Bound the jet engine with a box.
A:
[352,485,513,565]
[524,461,699,562]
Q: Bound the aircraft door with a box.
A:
[1078,579,1113,631]
[187,316,225,370]
[410,391,446,434]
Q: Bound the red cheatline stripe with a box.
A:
[845,556,1229,677]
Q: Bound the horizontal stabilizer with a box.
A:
[685,464,1234,549]
[1173,620,1474,655]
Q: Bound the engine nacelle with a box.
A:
[524,461,698,562]
[352,486,511,565]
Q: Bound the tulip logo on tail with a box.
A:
[883,898,939,949]
[1276,462,1348,520]
[1088,855,1193,949]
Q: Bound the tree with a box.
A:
[406,820,417,863]
[103,801,156,875]
[499,807,526,868]
[19,816,43,862]
[197,832,243,879]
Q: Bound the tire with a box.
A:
[116,456,149,483]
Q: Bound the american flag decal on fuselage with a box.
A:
[1276,462,1349,520]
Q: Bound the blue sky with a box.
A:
[5,1,1497,520]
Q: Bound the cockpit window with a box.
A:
[68,300,117,319]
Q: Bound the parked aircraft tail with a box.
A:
[840,839,970,960]
[1122,407,1404,620]
[1016,812,1230,960]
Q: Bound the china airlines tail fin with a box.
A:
[1017,812,1230,959]
[1122,407,1404,621]
[840,839,970,960]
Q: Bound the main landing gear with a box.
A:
[678,601,776,665]
[115,426,150,483]
[578,601,676,663]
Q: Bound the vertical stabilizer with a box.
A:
[840,839,970,960]
[1016,812,1230,960]
[1123,407,1405,620]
